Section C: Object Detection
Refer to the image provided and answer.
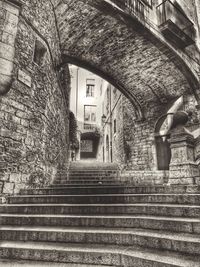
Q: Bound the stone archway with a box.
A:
[53,0,200,172]
[54,0,199,118]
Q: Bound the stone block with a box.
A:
[0,42,15,60]
[0,58,13,75]
[3,182,14,194]
[9,173,22,183]
[0,173,9,181]
[4,12,18,35]
[3,1,21,16]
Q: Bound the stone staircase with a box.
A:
[1,162,200,266]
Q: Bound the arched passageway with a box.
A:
[52,0,200,174]
[54,0,199,119]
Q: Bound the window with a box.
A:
[106,87,110,115]
[114,119,117,134]
[86,79,95,97]
[33,39,47,66]
[84,105,96,123]
[100,84,103,96]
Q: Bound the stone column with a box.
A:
[168,126,200,185]
[0,0,21,95]
[195,135,200,171]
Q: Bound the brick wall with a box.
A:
[0,0,70,196]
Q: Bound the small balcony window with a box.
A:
[33,39,47,66]
[157,0,195,49]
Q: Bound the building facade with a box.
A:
[69,66,105,160]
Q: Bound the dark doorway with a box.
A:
[155,134,171,170]
[155,114,172,170]
[80,132,100,159]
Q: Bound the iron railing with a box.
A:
[125,0,145,20]
[84,123,98,131]
[157,0,194,41]
[110,0,148,21]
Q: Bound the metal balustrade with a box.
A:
[109,0,152,26]
[84,123,97,131]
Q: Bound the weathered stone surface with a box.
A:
[3,182,14,194]
[169,126,200,184]
[0,0,70,195]
[0,0,20,95]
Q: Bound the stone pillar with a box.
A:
[195,135,200,170]
[0,0,21,95]
[168,126,200,185]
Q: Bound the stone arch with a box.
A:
[61,58,144,120]
[54,0,199,118]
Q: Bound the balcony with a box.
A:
[110,0,146,20]
[157,0,195,49]
[84,123,98,131]
[126,0,145,20]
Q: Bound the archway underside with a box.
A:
[54,0,199,118]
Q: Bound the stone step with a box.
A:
[68,175,119,178]
[1,214,200,233]
[68,171,118,175]
[1,203,200,217]
[0,241,200,266]
[69,162,118,169]
[8,194,200,205]
[69,172,118,175]
[0,259,112,267]
[20,187,128,195]
[67,177,118,181]
[1,226,200,256]
[53,180,121,185]
[19,185,200,195]
[49,183,124,187]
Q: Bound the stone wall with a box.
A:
[102,91,160,172]
[122,97,154,171]
[112,96,125,167]
[0,0,70,196]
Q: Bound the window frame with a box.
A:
[84,105,97,123]
[86,79,95,97]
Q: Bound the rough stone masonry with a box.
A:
[0,0,70,196]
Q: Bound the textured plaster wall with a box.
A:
[0,0,70,195]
